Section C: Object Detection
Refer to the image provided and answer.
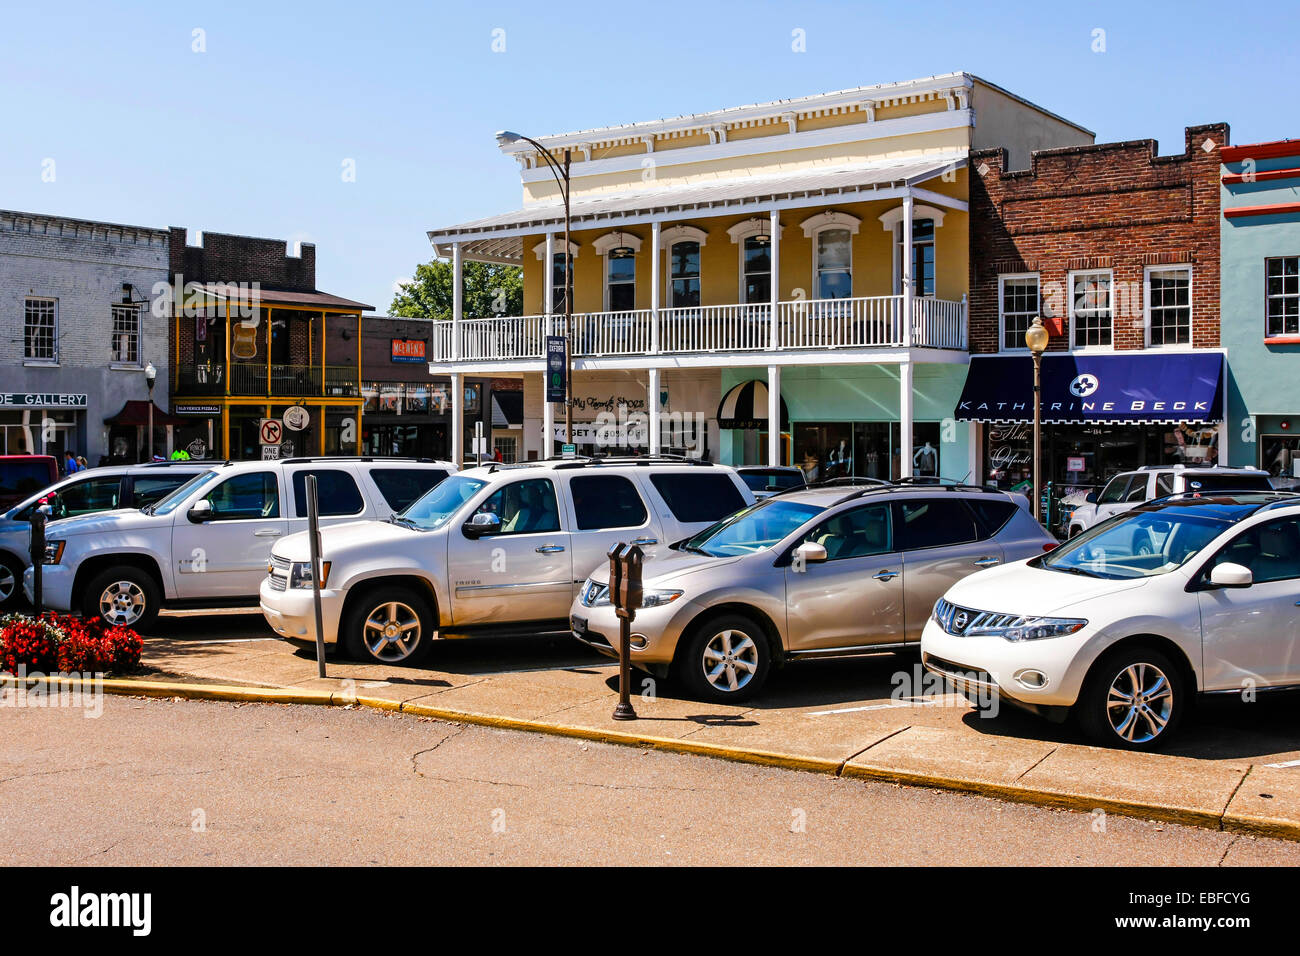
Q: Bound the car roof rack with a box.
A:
[278,456,446,465]
[136,459,223,467]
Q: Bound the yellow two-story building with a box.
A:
[427,72,1092,479]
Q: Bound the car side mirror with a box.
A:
[462,511,501,539]
[1209,562,1253,589]
[1085,491,1098,504]
[187,499,213,524]
[794,541,828,564]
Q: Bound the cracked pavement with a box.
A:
[4,696,1300,866]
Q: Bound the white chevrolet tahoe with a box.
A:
[1064,464,1273,536]
[24,457,453,630]
[259,457,755,665]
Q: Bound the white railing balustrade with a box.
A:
[428,294,966,361]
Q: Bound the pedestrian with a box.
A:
[63,450,80,474]
[76,455,88,470]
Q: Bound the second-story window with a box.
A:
[606,247,636,312]
[111,304,141,365]
[999,275,1039,351]
[742,236,771,303]
[1267,256,1299,338]
[815,228,852,299]
[1071,270,1113,349]
[24,297,57,362]
[550,252,572,313]
[670,241,701,308]
[895,219,935,296]
[1146,267,1191,346]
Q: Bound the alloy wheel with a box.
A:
[1105,662,1174,744]
[99,580,146,626]
[701,628,759,693]
[362,601,422,663]
[0,565,14,602]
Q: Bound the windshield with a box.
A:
[1042,510,1232,579]
[684,498,823,557]
[398,475,487,530]
[740,470,804,492]
[149,470,221,516]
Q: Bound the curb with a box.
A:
[11,674,1295,840]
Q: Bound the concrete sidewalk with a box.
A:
[120,623,1300,840]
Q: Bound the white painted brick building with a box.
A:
[1,210,170,466]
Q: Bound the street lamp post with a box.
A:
[144,361,157,462]
[1024,317,1050,526]
[497,131,573,454]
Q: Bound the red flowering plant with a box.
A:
[0,612,142,675]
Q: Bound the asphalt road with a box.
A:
[3,696,1300,866]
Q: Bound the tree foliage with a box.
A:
[389,259,523,320]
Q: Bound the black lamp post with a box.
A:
[497,130,573,454]
[144,361,157,461]
[1024,317,1050,525]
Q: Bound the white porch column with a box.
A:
[542,233,556,458]
[899,361,913,479]
[452,242,463,361]
[767,364,781,467]
[901,191,914,348]
[650,221,661,354]
[451,371,464,469]
[769,208,780,350]
[647,367,661,455]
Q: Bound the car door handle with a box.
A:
[873,569,899,581]
[974,556,1000,567]
[535,545,565,554]
[254,529,283,537]
[631,537,659,546]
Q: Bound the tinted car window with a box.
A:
[1099,474,1134,504]
[966,498,1017,538]
[371,468,448,512]
[132,473,200,508]
[740,470,804,492]
[798,504,892,560]
[1184,473,1273,493]
[895,498,978,550]
[0,460,56,501]
[472,478,560,535]
[206,473,279,520]
[1124,477,1149,502]
[570,475,648,530]
[291,470,364,517]
[649,473,747,523]
[1207,517,1300,585]
[1156,473,1175,497]
[54,476,122,518]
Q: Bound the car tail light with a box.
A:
[1042,542,1058,553]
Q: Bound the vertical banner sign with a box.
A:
[546,336,567,404]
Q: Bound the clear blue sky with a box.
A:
[2,0,1296,314]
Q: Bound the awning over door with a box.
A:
[717,379,790,430]
[955,352,1224,425]
[104,400,185,428]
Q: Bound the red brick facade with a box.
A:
[968,123,1228,354]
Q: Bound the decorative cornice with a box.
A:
[799,210,861,238]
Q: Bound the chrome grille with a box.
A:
[270,555,292,572]
[933,598,1028,636]
[580,581,608,608]
[267,574,287,592]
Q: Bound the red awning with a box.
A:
[104,401,186,427]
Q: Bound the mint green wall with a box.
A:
[1221,152,1300,467]
[719,362,972,479]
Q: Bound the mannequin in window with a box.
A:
[827,439,850,479]
[913,441,937,477]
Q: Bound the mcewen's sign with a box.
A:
[391,339,426,363]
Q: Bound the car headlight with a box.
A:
[288,561,330,589]
[968,615,1087,642]
[580,579,681,609]
[43,540,65,565]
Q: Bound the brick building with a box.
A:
[0,210,170,466]
[166,229,372,461]
[956,124,1231,522]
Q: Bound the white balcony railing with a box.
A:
[429,294,966,363]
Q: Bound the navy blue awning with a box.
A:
[955,352,1224,424]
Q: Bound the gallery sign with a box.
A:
[0,393,88,408]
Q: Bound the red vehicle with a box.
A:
[0,455,59,511]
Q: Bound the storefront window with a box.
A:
[378,384,403,414]
[406,385,429,414]
[1261,435,1300,484]
[791,421,939,482]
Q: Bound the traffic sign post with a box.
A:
[607,543,644,721]
[28,509,45,613]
